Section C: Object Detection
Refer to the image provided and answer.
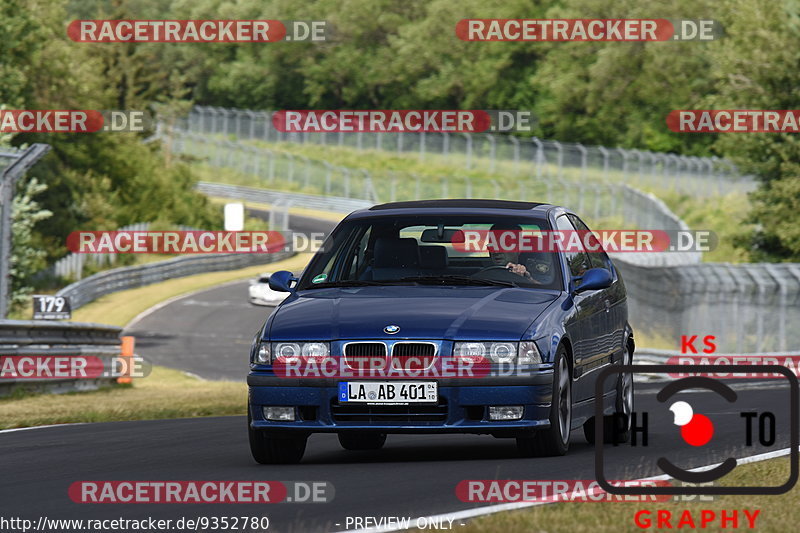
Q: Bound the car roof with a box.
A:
[347,198,555,220]
[369,199,548,210]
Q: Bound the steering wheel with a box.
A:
[474,265,514,275]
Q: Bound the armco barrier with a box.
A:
[0,320,122,397]
[57,250,294,310]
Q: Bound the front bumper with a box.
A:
[247,371,554,435]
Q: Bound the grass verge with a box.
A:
[456,457,793,533]
[0,365,245,430]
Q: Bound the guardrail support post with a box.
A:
[0,143,51,318]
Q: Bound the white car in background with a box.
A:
[248,274,289,306]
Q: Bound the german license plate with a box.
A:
[338,381,437,404]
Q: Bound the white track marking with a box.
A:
[0,423,86,434]
[124,278,260,330]
[336,447,797,533]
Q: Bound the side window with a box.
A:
[568,214,611,271]
[555,215,591,278]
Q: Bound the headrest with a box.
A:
[419,246,448,269]
[373,237,420,268]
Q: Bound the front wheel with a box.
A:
[517,345,571,457]
[584,343,633,444]
[248,413,307,464]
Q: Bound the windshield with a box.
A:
[297,215,562,291]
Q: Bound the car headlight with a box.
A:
[273,342,302,363]
[518,341,543,365]
[453,342,488,362]
[253,341,271,363]
[301,342,330,362]
[453,341,542,364]
[489,342,516,363]
[270,342,331,363]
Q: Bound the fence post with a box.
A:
[553,141,563,180]
[299,155,312,189]
[341,167,351,198]
[509,135,520,174]
[532,137,544,179]
[485,134,496,173]
[597,146,610,182]
[286,153,295,184]
[261,111,271,142]
[323,162,333,195]
[463,133,472,170]
[0,144,51,318]
[617,147,629,183]
[576,143,588,181]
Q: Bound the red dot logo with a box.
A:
[670,401,714,447]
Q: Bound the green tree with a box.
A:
[707,0,800,259]
[10,177,53,311]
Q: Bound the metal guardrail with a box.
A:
[42,222,207,282]
[0,320,122,396]
[56,250,294,310]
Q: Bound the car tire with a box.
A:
[517,345,571,457]
[248,412,307,464]
[338,432,387,451]
[584,343,633,444]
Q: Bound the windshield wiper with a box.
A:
[398,275,517,287]
[303,280,403,289]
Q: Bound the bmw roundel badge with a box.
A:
[383,324,400,334]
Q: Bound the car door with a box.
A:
[568,214,626,374]
[555,214,607,402]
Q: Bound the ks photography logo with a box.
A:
[594,364,798,496]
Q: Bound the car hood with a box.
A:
[268,285,559,340]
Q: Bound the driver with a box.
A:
[488,223,541,284]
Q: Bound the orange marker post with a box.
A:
[118,336,135,384]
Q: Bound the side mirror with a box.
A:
[573,268,612,293]
[268,270,297,293]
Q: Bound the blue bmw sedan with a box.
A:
[248,199,634,463]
